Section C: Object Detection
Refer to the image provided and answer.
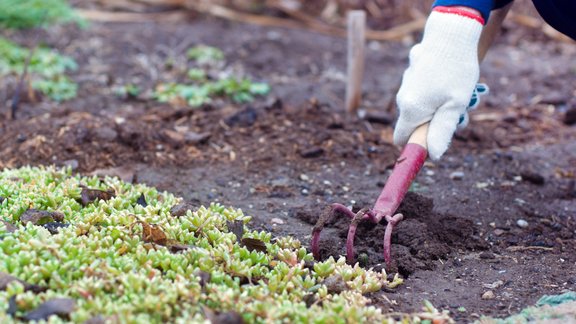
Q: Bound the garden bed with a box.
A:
[1,2,575,322]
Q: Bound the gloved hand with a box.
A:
[394,9,484,160]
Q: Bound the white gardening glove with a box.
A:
[394,10,484,160]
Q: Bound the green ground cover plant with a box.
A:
[0,38,78,101]
[154,45,270,107]
[0,0,82,29]
[0,167,460,323]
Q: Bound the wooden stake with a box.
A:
[345,10,366,114]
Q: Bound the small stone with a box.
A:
[450,171,464,180]
[516,219,529,228]
[299,174,310,181]
[301,188,309,196]
[482,290,495,300]
[493,229,506,236]
[61,159,79,170]
[271,218,285,225]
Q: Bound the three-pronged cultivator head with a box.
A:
[311,139,428,266]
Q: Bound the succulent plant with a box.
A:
[0,166,450,323]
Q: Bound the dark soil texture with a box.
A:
[1,5,576,323]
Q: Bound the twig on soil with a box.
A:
[75,9,189,22]
[10,51,34,120]
[506,246,554,252]
[10,13,48,120]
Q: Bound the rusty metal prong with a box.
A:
[311,203,356,260]
[345,207,371,264]
[383,213,404,265]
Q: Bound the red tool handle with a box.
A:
[373,123,429,218]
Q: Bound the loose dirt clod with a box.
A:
[322,274,348,294]
[316,192,487,276]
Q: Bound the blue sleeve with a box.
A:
[432,0,514,23]
[532,0,576,40]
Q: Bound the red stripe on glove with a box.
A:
[433,6,485,25]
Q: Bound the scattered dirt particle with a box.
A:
[322,274,348,294]
[520,171,545,185]
[224,107,257,127]
[42,222,70,234]
[299,146,324,158]
[1,220,17,233]
[563,105,576,125]
[136,193,147,207]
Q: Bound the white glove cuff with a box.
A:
[421,11,483,62]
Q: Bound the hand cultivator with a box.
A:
[311,123,429,265]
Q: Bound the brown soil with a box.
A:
[1,5,575,323]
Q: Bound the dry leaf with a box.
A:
[20,209,64,225]
[137,221,167,245]
[170,202,196,217]
[240,238,267,253]
[42,222,70,234]
[136,193,147,207]
[79,188,115,206]
[226,220,244,242]
[165,239,191,253]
